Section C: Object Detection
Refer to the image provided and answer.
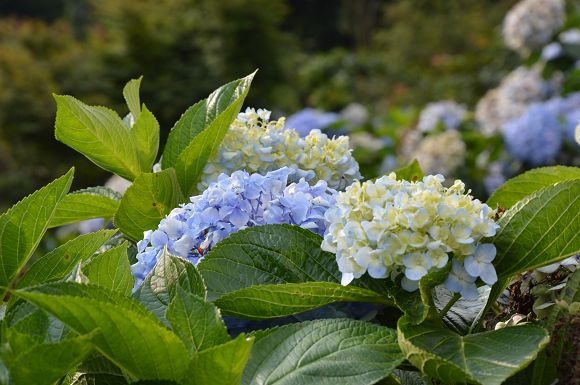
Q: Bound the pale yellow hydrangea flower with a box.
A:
[197,108,361,191]
[321,173,499,298]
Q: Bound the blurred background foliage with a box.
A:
[0,0,555,210]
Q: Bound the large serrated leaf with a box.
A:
[2,329,95,385]
[0,168,74,298]
[397,317,549,385]
[215,282,389,320]
[487,166,580,209]
[123,77,143,121]
[166,286,230,354]
[14,283,189,380]
[50,186,121,228]
[54,95,142,180]
[132,105,160,172]
[197,225,341,301]
[16,229,116,289]
[393,159,424,182]
[493,180,580,278]
[114,168,184,241]
[165,72,256,195]
[134,251,206,325]
[84,242,133,296]
[241,319,404,385]
[432,285,490,335]
[183,334,254,385]
[161,72,255,170]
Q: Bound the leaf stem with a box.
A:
[439,293,461,319]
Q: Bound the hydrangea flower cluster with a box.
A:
[417,101,467,132]
[475,66,557,135]
[414,130,466,177]
[198,108,360,192]
[321,173,499,300]
[503,92,580,166]
[285,107,339,137]
[132,167,337,288]
[502,0,565,56]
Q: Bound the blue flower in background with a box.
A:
[131,167,337,289]
[503,102,563,166]
[417,100,467,132]
[285,108,339,137]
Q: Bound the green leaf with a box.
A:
[241,319,404,385]
[493,180,580,278]
[132,106,160,172]
[393,159,424,182]
[2,329,95,385]
[0,168,73,298]
[197,224,341,301]
[487,166,580,209]
[14,283,190,381]
[215,282,389,320]
[162,71,255,171]
[166,286,230,354]
[67,354,128,385]
[50,187,121,228]
[17,230,117,288]
[114,169,184,241]
[134,251,206,324]
[84,242,133,296]
[397,317,550,385]
[123,77,143,121]
[432,285,490,335]
[5,300,72,343]
[183,334,254,385]
[166,72,256,195]
[54,95,142,180]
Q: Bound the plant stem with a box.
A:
[439,293,461,319]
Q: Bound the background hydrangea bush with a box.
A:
[0,70,577,385]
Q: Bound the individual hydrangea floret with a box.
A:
[285,107,339,137]
[502,0,565,56]
[198,107,360,191]
[417,101,467,132]
[132,167,337,289]
[321,173,499,299]
[503,102,563,166]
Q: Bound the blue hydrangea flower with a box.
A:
[131,167,337,289]
[503,102,563,166]
[285,108,339,137]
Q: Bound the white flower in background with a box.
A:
[414,130,466,176]
[475,66,557,135]
[341,103,369,128]
[198,107,361,192]
[502,0,565,56]
[417,100,467,132]
[321,173,499,298]
[559,28,580,45]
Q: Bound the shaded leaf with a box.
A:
[432,285,490,335]
[166,286,230,354]
[67,354,128,385]
[242,319,404,385]
[398,317,549,385]
[215,282,389,320]
[197,224,341,301]
[14,283,189,381]
[134,251,206,325]
[183,334,253,385]
[50,187,121,228]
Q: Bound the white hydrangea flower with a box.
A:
[413,130,466,176]
[321,173,499,299]
[502,0,565,56]
[417,100,467,132]
[198,107,361,191]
